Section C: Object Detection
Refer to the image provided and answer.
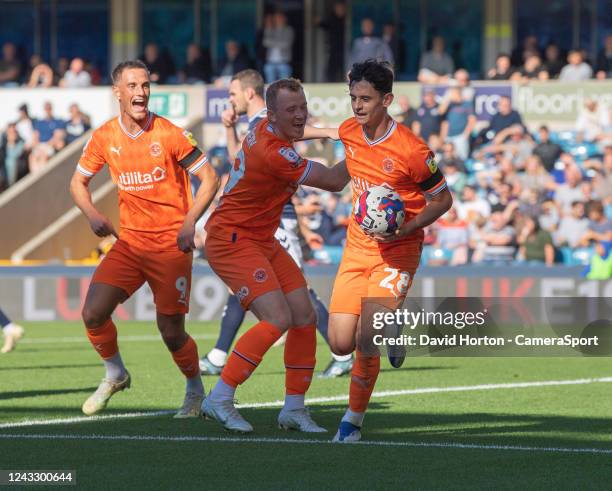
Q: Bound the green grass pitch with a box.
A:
[1,321,611,490]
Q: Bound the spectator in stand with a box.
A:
[474,95,523,146]
[348,17,394,68]
[55,57,69,80]
[440,85,476,160]
[543,43,565,79]
[0,123,28,191]
[486,53,515,80]
[26,55,55,88]
[576,98,610,142]
[441,161,467,195]
[457,184,491,221]
[383,23,404,73]
[179,43,212,84]
[559,49,593,81]
[439,141,465,172]
[533,125,563,171]
[34,102,64,143]
[479,125,535,168]
[15,104,34,148]
[454,69,474,102]
[555,163,585,214]
[511,53,549,81]
[539,198,560,232]
[140,43,175,84]
[48,128,66,153]
[595,34,612,79]
[217,40,253,83]
[0,42,21,86]
[517,155,556,200]
[263,11,295,82]
[431,206,469,265]
[479,211,517,265]
[395,95,417,129]
[489,181,518,214]
[517,214,555,265]
[59,57,92,88]
[64,103,91,144]
[317,1,347,82]
[418,36,454,84]
[413,89,442,142]
[580,200,612,246]
[511,35,540,67]
[427,133,443,160]
[27,132,53,173]
[553,201,589,248]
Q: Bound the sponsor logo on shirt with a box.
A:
[278,147,302,168]
[236,286,250,301]
[117,166,166,191]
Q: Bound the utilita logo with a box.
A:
[117,166,166,191]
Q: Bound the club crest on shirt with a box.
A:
[149,142,162,157]
[182,130,198,147]
[382,157,394,173]
[253,268,267,283]
[426,153,438,174]
[278,147,302,168]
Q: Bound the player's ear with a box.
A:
[382,92,394,108]
[245,87,255,100]
[112,84,121,101]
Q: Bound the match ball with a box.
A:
[354,185,405,235]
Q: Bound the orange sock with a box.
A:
[221,320,283,388]
[284,324,316,395]
[171,335,200,378]
[85,319,118,360]
[348,350,381,413]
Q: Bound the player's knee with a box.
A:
[328,332,354,356]
[161,331,187,352]
[81,304,108,329]
[265,306,292,332]
[291,304,316,328]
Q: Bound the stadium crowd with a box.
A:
[0,101,90,191]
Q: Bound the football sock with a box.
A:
[85,318,119,360]
[207,347,227,367]
[284,324,316,395]
[215,294,246,353]
[332,352,353,362]
[284,394,305,411]
[348,350,380,414]
[219,320,283,389]
[209,379,236,402]
[171,335,201,379]
[308,288,329,342]
[342,408,365,427]
[0,308,11,328]
[103,353,127,382]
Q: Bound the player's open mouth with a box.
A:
[131,99,147,109]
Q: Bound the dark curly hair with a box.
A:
[347,59,394,95]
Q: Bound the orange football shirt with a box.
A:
[77,112,208,251]
[205,118,312,242]
[339,117,447,254]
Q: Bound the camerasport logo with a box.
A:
[150,142,163,157]
[253,268,267,283]
[117,166,166,191]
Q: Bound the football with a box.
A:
[354,185,405,235]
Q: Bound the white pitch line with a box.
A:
[19,333,217,345]
[0,433,610,455]
[1,376,610,430]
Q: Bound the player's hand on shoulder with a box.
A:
[88,213,118,238]
[221,107,238,128]
[177,220,196,253]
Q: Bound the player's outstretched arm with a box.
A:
[176,163,220,252]
[299,125,339,141]
[69,170,118,238]
[221,107,241,161]
[301,159,350,192]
